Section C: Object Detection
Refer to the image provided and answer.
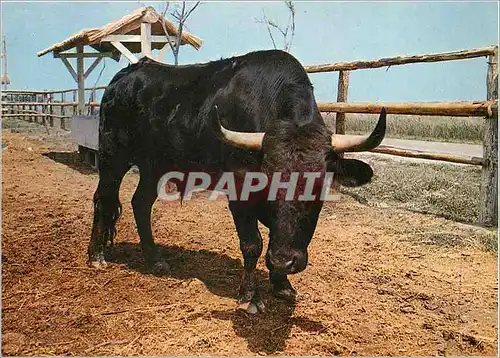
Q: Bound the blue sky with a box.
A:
[1,1,498,102]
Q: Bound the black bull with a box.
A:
[88,50,386,313]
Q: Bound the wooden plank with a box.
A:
[103,34,178,43]
[54,51,113,58]
[84,57,103,79]
[59,56,77,82]
[110,41,138,64]
[141,22,152,57]
[479,49,499,226]
[305,46,498,73]
[370,145,484,166]
[335,70,349,134]
[76,44,85,115]
[318,100,497,117]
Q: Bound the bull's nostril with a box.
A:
[268,251,302,272]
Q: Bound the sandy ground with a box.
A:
[1,130,498,356]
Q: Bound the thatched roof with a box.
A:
[1,75,9,85]
[37,6,203,58]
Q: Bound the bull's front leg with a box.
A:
[268,271,297,302]
[229,202,265,314]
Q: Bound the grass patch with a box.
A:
[408,230,497,252]
[344,155,497,251]
[345,156,482,224]
[475,230,498,252]
[323,113,484,144]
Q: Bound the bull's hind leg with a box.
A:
[131,163,169,272]
[88,156,130,269]
[229,202,265,314]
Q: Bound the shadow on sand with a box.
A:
[43,151,97,175]
[109,242,326,354]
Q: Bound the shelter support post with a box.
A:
[479,47,498,226]
[77,44,85,115]
[141,22,152,57]
[55,50,112,116]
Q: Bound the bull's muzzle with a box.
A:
[266,249,308,274]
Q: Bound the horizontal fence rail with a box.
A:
[318,100,497,117]
[371,145,484,166]
[304,46,497,73]
[2,101,101,107]
[1,86,107,95]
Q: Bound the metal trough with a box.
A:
[71,114,99,169]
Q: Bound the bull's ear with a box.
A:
[336,159,374,187]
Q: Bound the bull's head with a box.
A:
[215,107,386,275]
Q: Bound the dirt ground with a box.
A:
[2,129,498,356]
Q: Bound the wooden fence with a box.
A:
[1,86,105,130]
[304,45,498,226]
[1,46,497,225]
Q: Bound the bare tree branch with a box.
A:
[256,1,296,53]
[184,1,201,21]
[172,1,186,64]
[257,10,277,49]
[157,1,201,65]
[159,1,177,55]
[284,1,295,52]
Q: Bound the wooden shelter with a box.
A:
[37,6,203,114]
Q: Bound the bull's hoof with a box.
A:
[237,298,266,314]
[237,288,266,314]
[153,260,170,272]
[88,259,108,270]
[272,286,297,302]
[146,259,170,273]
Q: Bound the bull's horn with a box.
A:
[331,107,386,152]
[214,105,264,151]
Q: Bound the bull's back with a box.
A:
[98,51,315,165]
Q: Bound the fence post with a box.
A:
[72,90,77,117]
[49,93,54,127]
[61,92,66,130]
[479,47,498,226]
[27,95,30,122]
[90,88,96,115]
[336,70,350,134]
[42,92,47,126]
